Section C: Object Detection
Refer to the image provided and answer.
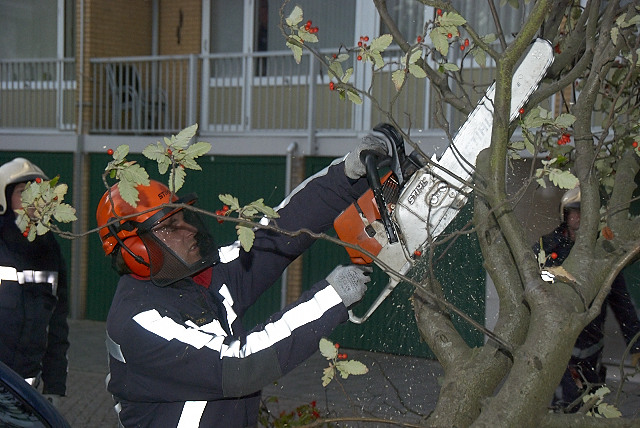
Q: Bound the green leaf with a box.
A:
[237,225,255,251]
[298,31,318,44]
[117,180,139,207]
[370,52,385,70]
[119,163,150,188]
[408,64,427,78]
[53,203,77,222]
[430,29,449,56]
[186,141,211,158]
[219,194,240,211]
[114,145,129,161]
[554,113,576,128]
[471,48,487,68]
[319,338,338,360]
[321,366,334,387]
[247,198,279,218]
[173,124,198,148]
[392,69,406,90]
[346,90,362,105]
[143,142,166,161]
[168,166,186,193]
[336,360,368,377]
[328,61,344,80]
[370,34,392,52]
[286,38,303,64]
[439,12,466,27]
[286,6,303,27]
[549,169,578,189]
[439,63,459,72]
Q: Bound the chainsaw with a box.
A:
[335,39,554,324]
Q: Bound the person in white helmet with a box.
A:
[534,185,640,412]
[0,158,70,408]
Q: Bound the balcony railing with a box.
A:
[0,58,76,131]
[2,50,503,136]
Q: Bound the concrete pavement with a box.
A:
[58,318,640,427]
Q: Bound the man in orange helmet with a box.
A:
[96,135,389,427]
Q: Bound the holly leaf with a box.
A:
[319,338,338,360]
[237,225,255,252]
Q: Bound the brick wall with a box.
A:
[159,0,202,55]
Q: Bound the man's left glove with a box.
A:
[344,134,388,179]
[43,394,62,409]
[632,352,640,368]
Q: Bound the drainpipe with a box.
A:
[70,0,86,319]
[280,141,298,309]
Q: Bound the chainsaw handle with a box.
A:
[362,152,398,243]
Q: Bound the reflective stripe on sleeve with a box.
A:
[177,401,207,428]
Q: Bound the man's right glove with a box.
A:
[326,265,372,307]
[344,134,388,179]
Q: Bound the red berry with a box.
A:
[357,55,362,61]
[23,231,29,237]
[464,39,469,46]
[358,41,363,47]
[35,177,42,183]
[417,36,422,43]
[364,36,369,41]
[551,252,558,260]
[519,108,525,115]
[107,148,114,156]
[167,149,173,155]
[334,343,340,348]
[447,33,452,38]
[633,141,638,148]
[414,250,422,257]
[437,9,443,16]
[329,82,335,91]
[460,45,465,51]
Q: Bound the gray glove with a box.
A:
[326,265,372,307]
[344,134,388,179]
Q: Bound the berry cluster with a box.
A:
[557,133,571,145]
[334,342,348,360]
[356,35,370,61]
[304,20,318,34]
[215,205,230,223]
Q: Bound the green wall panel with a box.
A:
[302,157,485,358]
[85,154,286,324]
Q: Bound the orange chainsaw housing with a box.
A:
[334,172,396,265]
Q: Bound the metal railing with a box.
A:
[90,55,198,134]
[2,50,501,136]
[0,58,76,131]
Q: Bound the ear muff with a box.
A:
[121,236,152,277]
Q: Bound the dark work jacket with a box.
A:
[106,160,369,428]
[0,214,70,395]
[534,224,640,361]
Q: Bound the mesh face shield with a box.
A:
[138,196,219,287]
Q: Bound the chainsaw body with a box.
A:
[335,39,554,324]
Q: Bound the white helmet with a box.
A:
[559,185,580,221]
[0,158,48,215]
